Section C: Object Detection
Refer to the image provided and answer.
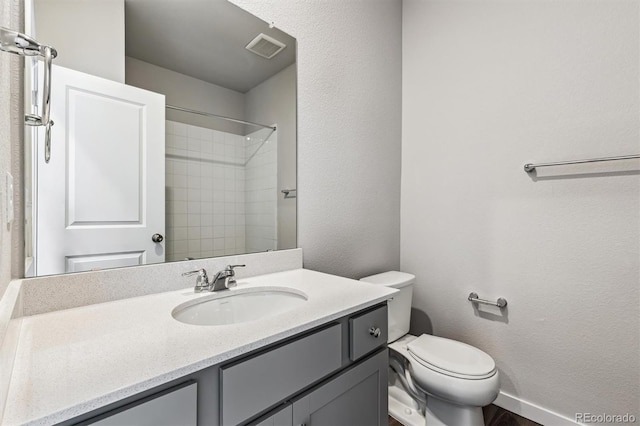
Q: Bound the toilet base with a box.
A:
[388,383,485,426]
[388,379,425,426]
[424,397,484,426]
[388,362,486,426]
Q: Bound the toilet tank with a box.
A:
[360,271,415,343]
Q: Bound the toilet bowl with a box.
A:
[360,272,499,426]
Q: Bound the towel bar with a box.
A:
[524,154,640,173]
[468,292,507,308]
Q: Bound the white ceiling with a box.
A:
[125,0,296,93]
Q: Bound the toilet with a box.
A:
[360,271,499,426]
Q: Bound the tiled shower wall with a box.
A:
[165,121,246,262]
[164,121,278,262]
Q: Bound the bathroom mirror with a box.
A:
[24,0,297,277]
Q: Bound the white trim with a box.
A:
[495,391,583,426]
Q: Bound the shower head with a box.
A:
[0,26,57,58]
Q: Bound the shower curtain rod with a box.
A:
[165,104,276,131]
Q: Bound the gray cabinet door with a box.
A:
[292,349,388,426]
[251,404,293,426]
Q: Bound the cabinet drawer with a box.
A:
[220,324,342,425]
[81,382,197,426]
[349,305,388,361]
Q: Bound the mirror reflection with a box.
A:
[25,0,297,277]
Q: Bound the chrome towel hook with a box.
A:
[0,26,57,162]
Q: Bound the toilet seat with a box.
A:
[390,334,500,408]
[407,334,496,380]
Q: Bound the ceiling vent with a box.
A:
[245,33,286,59]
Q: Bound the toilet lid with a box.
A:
[407,334,496,379]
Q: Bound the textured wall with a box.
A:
[245,64,297,251]
[402,0,639,421]
[0,0,22,299]
[231,0,403,278]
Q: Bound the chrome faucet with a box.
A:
[210,264,245,291]
[182,264,246,293]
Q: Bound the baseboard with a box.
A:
[495,391,581,426]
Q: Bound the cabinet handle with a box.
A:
[369,327,381,338]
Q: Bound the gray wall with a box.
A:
[402,0,639,422]
[125,57,246,135]
[0,0,22,299]
[34,0,125,82]
[245,64,297,250]
[231,0,403,278]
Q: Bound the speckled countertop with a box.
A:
[3,269,396,426]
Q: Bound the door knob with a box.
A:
[369,327,381,338]
[152,233,164,243]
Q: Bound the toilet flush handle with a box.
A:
[369,327,381,338]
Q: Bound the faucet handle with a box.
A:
[183,268,209,292]
[224,264,245,287]
[225,264,246,273]
[182,268,207,277]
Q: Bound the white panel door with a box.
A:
[35,64,165,276]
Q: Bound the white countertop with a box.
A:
[3,269,396,426]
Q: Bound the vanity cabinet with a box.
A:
[69,303,388,426]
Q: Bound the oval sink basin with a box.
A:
[172,287,308,326]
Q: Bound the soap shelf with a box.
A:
[281,188,297,199]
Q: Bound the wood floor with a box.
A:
[388,404,543,426]
[388,415,404,426]
[483,404,542,426]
